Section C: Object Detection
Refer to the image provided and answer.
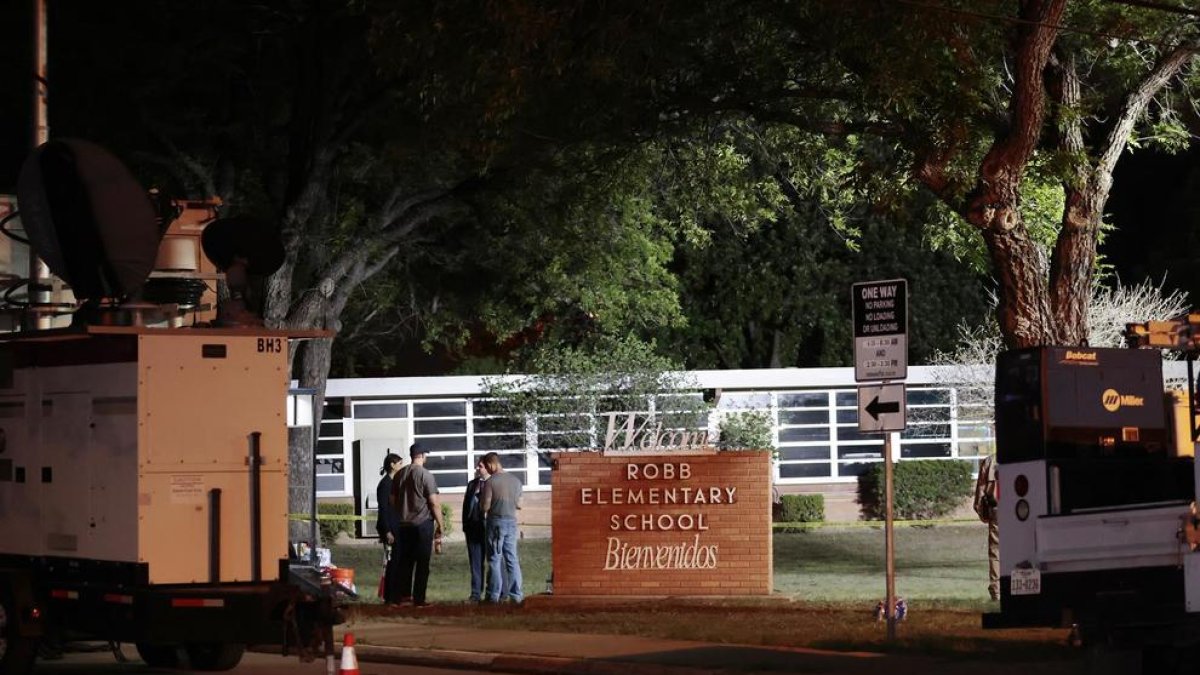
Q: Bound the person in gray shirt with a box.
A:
[481,452,523,604]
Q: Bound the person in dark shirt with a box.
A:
[462,459,491,602]
[375,452,402,603]
[390,443,445,606]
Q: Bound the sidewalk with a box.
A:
[336,614,1084,675]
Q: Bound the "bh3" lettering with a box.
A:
[257,338,283,353]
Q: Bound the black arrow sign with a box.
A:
[865,396,900,420]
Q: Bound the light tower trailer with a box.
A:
[0,325,340,674]
[982,342,1200,672]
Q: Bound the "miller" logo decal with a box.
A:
[1102,388,1145,412]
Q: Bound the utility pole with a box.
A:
[27,0,51,329]
[32,0,47,148]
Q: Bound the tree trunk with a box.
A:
[769,329,784,369]
[269,221,414,548]
[1046,50,1095,348]
[1047,44,1196,346]
[1048,187,1101,346]
[958,0,1066,349]
[983,223,1055,349]
[287,424,315,546]
[287,336,334,545]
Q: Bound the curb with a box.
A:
[354,644,725,675]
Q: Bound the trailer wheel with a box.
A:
[134,643,179,668]
[0,578,36,675]
[184,643,244,671]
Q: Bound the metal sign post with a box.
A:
[851,279,909,643]
[884,431,897,641]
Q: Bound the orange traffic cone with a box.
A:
[338,633,359,675]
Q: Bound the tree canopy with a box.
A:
[6,0,1189,368]
[369,0,1200,349]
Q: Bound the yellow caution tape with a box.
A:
[287,513,373,522]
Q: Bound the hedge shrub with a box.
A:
[857,459,972,521]
[777,494,825,523]
[318,502,357,544]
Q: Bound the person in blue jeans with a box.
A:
[480,452,523,604]
[461,459,490,602]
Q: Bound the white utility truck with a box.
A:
[984,334,1200,673]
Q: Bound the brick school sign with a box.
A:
[550,451,772,596]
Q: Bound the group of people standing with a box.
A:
[376,444,524,606]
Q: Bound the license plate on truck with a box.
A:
[1011,568,1041,596]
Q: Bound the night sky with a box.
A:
[0,0,30,192]
[1104,148,1200,302]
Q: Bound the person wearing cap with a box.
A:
[390,443,445,606]
[375,452,403,603]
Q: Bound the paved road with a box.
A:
[31,647,504,675]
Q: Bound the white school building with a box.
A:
[314,366,1005,528]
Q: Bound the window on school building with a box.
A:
[471,399,533,484]
[413,400,470,489]
[316,398,347,495]
[319,376,997,498]
[721,386,989,482]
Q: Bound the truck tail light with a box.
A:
[1014,474,1029,497]
[1016,499,1030,521]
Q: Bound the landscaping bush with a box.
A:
[857,459,972,520]
[318,501,357,544]
[777,494,824,523]
[718,410,775,451]
[440,503,455,537]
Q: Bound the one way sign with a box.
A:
[858,383,907,433]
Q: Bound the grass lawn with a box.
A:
[774,523,992,606]
[332,523,993,607]
[328,534,552,604]
[332,523,1071,660]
